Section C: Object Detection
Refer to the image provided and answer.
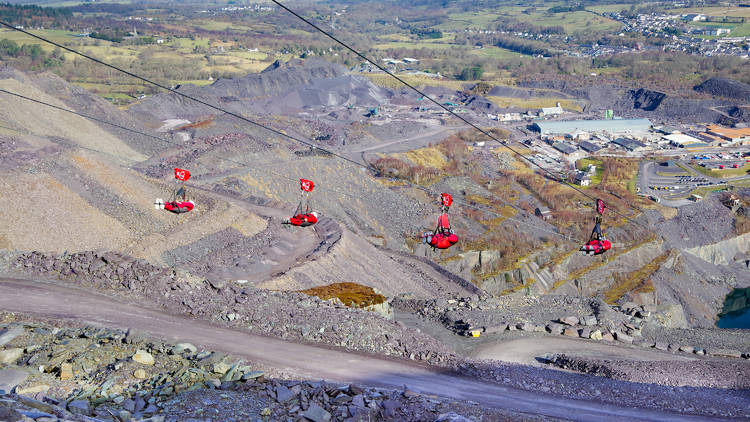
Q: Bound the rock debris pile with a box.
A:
[0,318,536,422]
[15,251,456,366]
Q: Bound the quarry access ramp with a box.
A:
[190,186,343,286]
[0,278,731,422]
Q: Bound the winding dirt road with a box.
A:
[0,278,735,422]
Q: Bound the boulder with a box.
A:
[679,346,694,354]
[60,363,73,380]
[301,403,331,422]
[132,350,154,365]
[67,400,90,416]
[172,343,198,355]
[546,323,564,335]
[0,326,24,347]
[563,327,578,337]
[212,361,231,375]
[654,304,688,329]
[614,331,633,344]
[517,322,535,332]
[559,316,579,326]
[275,385,294,403]
[654,342,668,351]
[589,330,603,341]
[579,327,591,339]
[0,348,23,364]
[581,315,597,326]
[0,368,28,393]
[602,332,615,342]
[134,369,147,379]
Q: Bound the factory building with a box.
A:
[532,119,652,137]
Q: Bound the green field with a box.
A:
[690,21,750,37]
[472,46,525,59]
[513,10,621,33]
[668,6,750,18]
[690,163,750,178]
[576,158,604,186]
[373,40,456,50]
[586,4,632,14]
[433,11,503,30]
[433,7,620,34]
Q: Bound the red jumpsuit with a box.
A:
[580,239,611,255]
[287,212,318,227]
[426,213,458,249]
[164,201,194,214]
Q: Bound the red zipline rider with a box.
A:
[283,178,319,227]
[423,193,459,249]
[155,167,195,214]
[580,198,611,255]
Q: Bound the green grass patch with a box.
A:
[513,10,621,33]
[576,158,604,186]
[471,46,525,59]
[689,163,750,178]
[487,96,582,112]
[372,41,455,50]
[434,11,504,31]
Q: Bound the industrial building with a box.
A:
[613,137,648,152]
[706,125,750,145]
[552,141,577,154]
[579,141,601,153]
[532,119,652,137]
[663,133,709,148]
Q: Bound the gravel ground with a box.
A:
[641,325,750,352]
[462,359,750,419]
[549,354,750,388]
[0,315,557,422]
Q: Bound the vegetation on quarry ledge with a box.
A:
[299,282,386,308]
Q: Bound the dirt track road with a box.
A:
[0,278,735,422]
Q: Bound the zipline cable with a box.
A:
[267,0,647,226]
[0,87,574,240]
[0,23,588,238]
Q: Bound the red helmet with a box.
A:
[441,193,453,208]
[300,178,315,192]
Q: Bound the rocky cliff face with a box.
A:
[686,231,750,266]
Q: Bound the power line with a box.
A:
[0,20,368,171]
[267,0,647,227]
[0,22,578,241]
[0,86,573,240]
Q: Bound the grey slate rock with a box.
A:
[0,325,24,347]
[68,399,90,416]
[275,385,294,403]
[0,368,28,393]
[301,403,331,422]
